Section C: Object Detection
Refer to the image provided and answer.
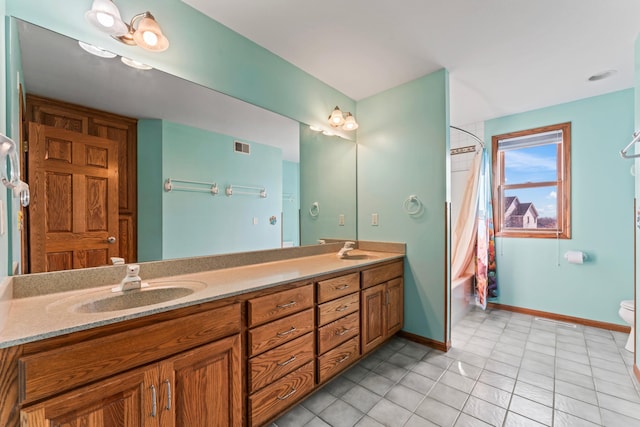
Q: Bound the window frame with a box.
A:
[492,122,571,239]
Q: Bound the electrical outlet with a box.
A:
[338,214,345,226]
[372,213,379,226]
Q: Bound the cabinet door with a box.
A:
[361,283,386,355]
[20,366,157,427]
[386,278,404,336]
[160,335,242,427]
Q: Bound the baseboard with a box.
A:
[635,364,640,384]
[488,303,631,333]
[397,330,450,352]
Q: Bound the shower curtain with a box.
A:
[475,149,498,309]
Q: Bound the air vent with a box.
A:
[234,141,250,155]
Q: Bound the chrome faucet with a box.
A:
[112,264,148,292]
[337,241,356,259]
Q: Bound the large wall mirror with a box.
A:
[9,18,357,274]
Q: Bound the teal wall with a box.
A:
[1,0,7,279]
[138,120,283,260]
[5,0,354,130]
[5,16,22,274]
[634,34,640,370]
[137,120,164,262]
[282,161,300,247]
[486,89,634,325]
[357,70,450,343]
[300,124,357,245]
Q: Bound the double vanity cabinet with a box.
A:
[3,257,404,427]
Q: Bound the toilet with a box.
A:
[618,300,635,352]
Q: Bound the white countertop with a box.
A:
[0,250,403,348]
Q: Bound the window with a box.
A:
[492,122,571,238]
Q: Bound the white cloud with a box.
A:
[504,151,556,172]
[548,191,557,199]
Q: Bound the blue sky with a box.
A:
[503,144,558,219]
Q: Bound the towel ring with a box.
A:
[403,195,423,215]
[309,202,320,217]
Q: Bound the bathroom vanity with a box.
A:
[0,245,404,427]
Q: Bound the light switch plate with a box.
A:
[338,214,345,226]
[371,213,379,226]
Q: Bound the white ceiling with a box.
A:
[17,21,301,162]
[183,0,640,125]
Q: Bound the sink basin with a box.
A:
[75,286,196,313]
[49,280,208,314]
[340,254,379,260]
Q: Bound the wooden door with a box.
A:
[28,123,119,272]
[20,366,157,427]
[160,335,243,427]
[361,283,386,355]
[386,278,404,336]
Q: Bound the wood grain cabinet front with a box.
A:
[247,284,314,327]
[19,304,243,427]
[361,261,404,356]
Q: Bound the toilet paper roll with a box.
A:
[564,251,585,264]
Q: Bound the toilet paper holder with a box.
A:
[564,251,587,264]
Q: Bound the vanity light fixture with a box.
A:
[328,106,359,131]
[121,56,153,70]
[78,41,117,58]
[85,0,169,52]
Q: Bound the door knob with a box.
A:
[107,236,116,244]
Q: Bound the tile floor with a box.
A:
[271,307,640,427]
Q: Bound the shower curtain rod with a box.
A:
[450,126,486,149]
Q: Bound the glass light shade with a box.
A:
[132,13,169,52]
[342,113,359,131]
[78,41,117,58]
[328,106,345,127]
[85,0,128,36]
[121,57,153,70]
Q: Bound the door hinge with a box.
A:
[22,140,28,153]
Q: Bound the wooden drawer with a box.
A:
[18,303,241,404]
[361,261,403,289]
[318,335,360,384]
[249,361,315,427]
[317,272,359,303]
[248,284,314,327]
[248,308,314,357]
[317,311,359,355]
[249,332,314,393]
[317,292,359,326]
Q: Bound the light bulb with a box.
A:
[142,30,158,46]
[96,11,115,28]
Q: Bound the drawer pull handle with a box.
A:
[277,356,297,367]
[335,284,350,290]
[336,327,352,336]
[277,387,298,401]
[164,379,172,411]
[336,305,350,312]
[337,354,350,364]
[150,384,157,417]
[277,301,297,309]
[276,326,297,337]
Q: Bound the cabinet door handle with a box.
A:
[335,284,349,290]
[277,387,298,401]
[150,384,157,417]
[336,327,352,336]
[277,356,297,367]
[164,379,172,411]
[336,305,350,312]
[277,300,297,309]
[276,326,297,337]
[337,354,350,364]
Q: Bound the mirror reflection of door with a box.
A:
[28,123,119,272]
[25,96,138,273]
